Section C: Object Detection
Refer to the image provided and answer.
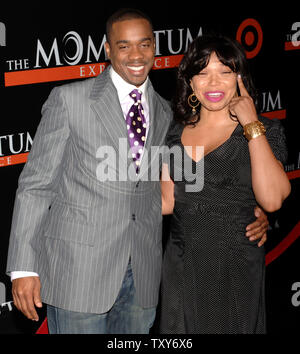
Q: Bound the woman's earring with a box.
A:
[187,93,200,114]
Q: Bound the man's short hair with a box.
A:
[106,8,153,43]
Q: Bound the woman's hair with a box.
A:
[173,34,258,125]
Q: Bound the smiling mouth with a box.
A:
[127,65,145,73]
[204,91,225,102]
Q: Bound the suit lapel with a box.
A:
[90,69,171,180]
[146,83,170,149]
[90,69,128,156]
[139,83,171,179]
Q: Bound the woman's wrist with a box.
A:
[243,120,266,141]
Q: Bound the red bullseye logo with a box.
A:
[236,19,263,59]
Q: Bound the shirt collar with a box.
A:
[109,66,148,103]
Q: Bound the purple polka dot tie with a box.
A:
[126,89,147,172]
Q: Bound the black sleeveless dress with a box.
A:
[160,116,287,334]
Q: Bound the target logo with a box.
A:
[236,19,263,59]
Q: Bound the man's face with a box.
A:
[105,18,155,87]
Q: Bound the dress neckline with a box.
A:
[180,123,242,163]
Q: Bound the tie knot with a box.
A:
[130,89,142,102]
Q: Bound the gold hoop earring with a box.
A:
[188,93,200,114]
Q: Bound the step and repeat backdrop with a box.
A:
[0,6,299,333]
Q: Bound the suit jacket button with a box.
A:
[132,214,136,221]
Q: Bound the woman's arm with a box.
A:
[229,76,291,212]
[161,163,175,215]
[248,134,290,212]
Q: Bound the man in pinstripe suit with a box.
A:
[6,9,268,334]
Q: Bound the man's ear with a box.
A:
[105,41,111,60]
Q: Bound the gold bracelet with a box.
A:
[243,121,266,141]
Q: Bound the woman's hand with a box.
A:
[232,76,291,212]
[229,75,258,126]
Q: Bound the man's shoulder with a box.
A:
[55,76,96,94]
[54,69,112,102]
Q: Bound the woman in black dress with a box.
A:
[160,35,291,334]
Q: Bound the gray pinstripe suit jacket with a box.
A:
[6,68,172,314]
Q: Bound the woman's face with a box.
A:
[190,52,238,114]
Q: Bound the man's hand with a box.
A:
[246,206,269,247]
[12,276,42,321]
